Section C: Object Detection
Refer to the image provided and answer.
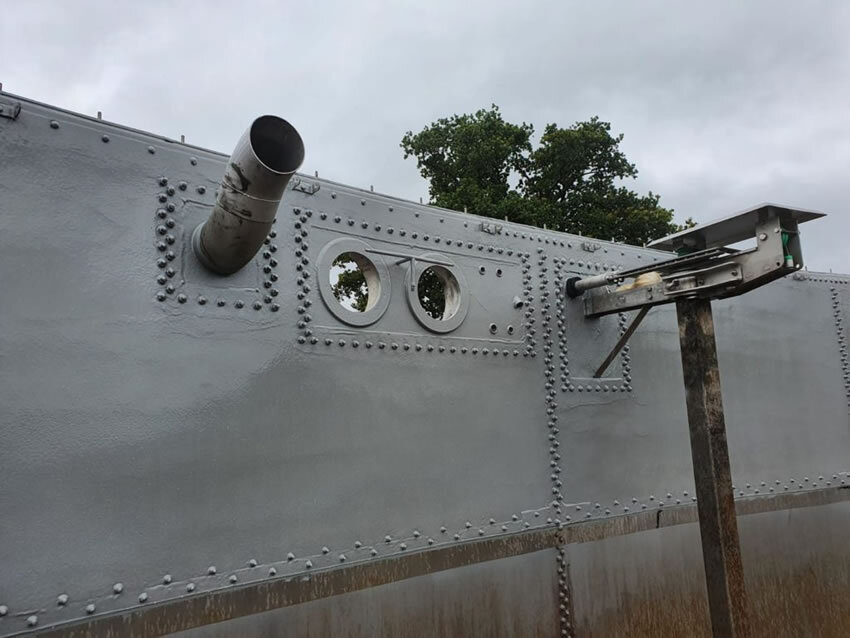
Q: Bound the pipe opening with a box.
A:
[249,115,304,175]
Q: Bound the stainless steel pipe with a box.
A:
[193,115,304,275]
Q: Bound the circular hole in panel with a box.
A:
[417,266,461,320]
[317,238,391,327]
[406,254,469,333]
[330,252,380,313]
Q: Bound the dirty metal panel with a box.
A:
[172,550,559,638]
[569,501,850,638]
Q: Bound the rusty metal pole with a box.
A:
[676,298,751,638]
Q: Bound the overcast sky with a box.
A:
[2,1,847,272]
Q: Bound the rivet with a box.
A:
[208,566,217,575]
[177,293,187,304]
[186,583,195,593]
[229,575,238,584]
[269,567,277,576]
[27,615,38,627]
[57,593,69,606]
[147,145,156,154]
[305,560,313,569]
[453,533,461,540]
[138,592,149,603]
[86,603,97,614]
[49,119,60,129]
[400,543,407,550]
[190,157,198,165]
[113,582,124,595]
[370,549,378,556]
[101,134,110,142]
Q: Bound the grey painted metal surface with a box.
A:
[0,91,848,636]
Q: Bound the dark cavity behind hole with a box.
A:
[250,115,305,174]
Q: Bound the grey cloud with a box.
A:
[2,0,846,271]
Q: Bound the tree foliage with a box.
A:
[335,106,693,316]
[401,105,693,244]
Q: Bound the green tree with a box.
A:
[337,107,693,316]
[401,106,693,244]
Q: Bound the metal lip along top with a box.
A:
[648,202,826,252]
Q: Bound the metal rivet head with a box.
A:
[185,583,195,593]
[248,558,258,568]
[101,134,110,142]
[268,567,277,577]
[86,603,96,614]
[113,582,124,595]
[229,575,238,584]
[147,146,156,154]
[207,566,217,575]
[27,615,38,627]
[287,552,295,561]
[305,560,313,569]
[138,592,149,603]
[57,593,69,606]
[163,574,172,585]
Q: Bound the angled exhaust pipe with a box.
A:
[193,115,305,275]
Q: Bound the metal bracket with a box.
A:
[290,177,320,195]
[570,204,825,318]
[364,248,455,292]
[480,221,503,235]
[0,97,21,120]
[593,307,650,378]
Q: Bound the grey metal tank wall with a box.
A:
[0,92,848,636]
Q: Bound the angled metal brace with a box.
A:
[593,306,651,378]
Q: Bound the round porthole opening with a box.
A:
[417,266,462,321]
[317,238,391,327]
[330,252,381,313]
[405,254,469,333]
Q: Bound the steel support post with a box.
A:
[676,297,751,638]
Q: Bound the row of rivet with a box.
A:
[46,117,207,160]
[293,207,314,340]
[794,272,849,285]
[301,204,539,356]
[832,288,850,408]
[318,186,662,266]
[552,257,631,392]
[5,474,846,631]
[536,246,572,636]
[2,505,559,629]
[152,177,281,311]
[556,546,574,637]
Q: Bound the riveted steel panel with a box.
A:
[1,91,849,636]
